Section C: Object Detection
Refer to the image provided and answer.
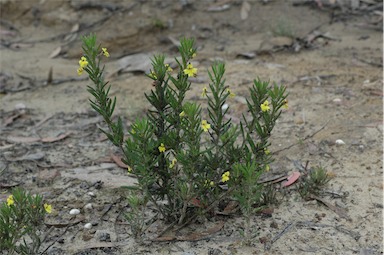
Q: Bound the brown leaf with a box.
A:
[176,221,225,241]
[7,136,41,143]
[3,112,23,126]
[282,171,301,187]
[41,132,71,143]
[111,154,128,169]
[240,1,251,20]
[45,215,85,228]
[153,221,225,242]
[217,200,239,215]
[308,194,351,221]
[207,0,232,11]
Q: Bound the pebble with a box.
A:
[333,98,342,104]
[15,103,26,110]
[222,103,229,111]
[87,192,95,197]
[69,208,80,215]
[84,223,92,229]
[98,232,111,242]
[335,139,345,145]
[84,203,93,210]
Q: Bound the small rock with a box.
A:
[222,103,229,111]
[84,223,92,229]
[98,232,111,242]
[208,248,222,255]
[87,192,95,197]
[80,182,89,189]
[84,203,93,210]
[333,98,342,104]
[69,209,80,215]
[335,139,345,145]
[82,231,94,241]
[15,103,26,110]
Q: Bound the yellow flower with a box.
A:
[179,111,185,117]
[165,64,173,72]
[183,63,197,77]
[226,88,236,98]
[44,203,52,214]
[283,99,288,109]
[79,56,88,68]
[221,171,230,182]
[128,166,133,173]
[261,100,270,112]
[131,128,136,134]
[102,47,110,57]
[265,165,270,172]
[77,67,83,76]
[201,86,207,97]
[148,71,157,80]
[7,195,14,206]
[201,120,211,132]
[169,158,177,169]
[158,143,166,153]
[264,148,270,155]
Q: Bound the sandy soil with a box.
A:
[0,0,383,254]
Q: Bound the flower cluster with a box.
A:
[77,56,88,75]
[183,63,198,77]
[80,35,288,233]
[7,195,14,206]
[222,171,230,182]
[77,47,109,76]
[261,100,270,112]
[201,120,211,132]
[158,143,166,153]
[6,194,52,214]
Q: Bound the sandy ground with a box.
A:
[0,0,383,254]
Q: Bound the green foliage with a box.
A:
[271,18,296,39]
[81,34,288,233]
[299,166,331,197]
[0,187,50,254]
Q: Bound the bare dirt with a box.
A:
[0,0,383,254]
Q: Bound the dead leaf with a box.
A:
[111,154,128,169]
[236,51,256,59]
[49,46,62,59]
[45,214,85,228]
[61,164,137,188]
[0,28,17,37]
[41,132,71,143]
[177,221,225,241]
[153,221,225,242]
[217,200,239,215]
[240,1,251,20]
[282,171,301,187]
[308,194,351,221]
[7,136,41,143]
[207,0,232,12]
[4,152,45,161]
[9,43,34,50]
[3,112,23,126]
